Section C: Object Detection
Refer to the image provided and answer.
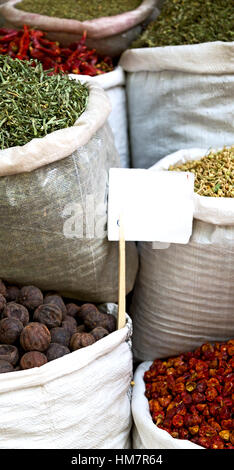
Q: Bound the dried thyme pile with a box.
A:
[132,0,234,48]
[0,56,89,149]
[169,147,234,197]
[16,0,142,21]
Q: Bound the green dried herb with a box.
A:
[132,0,234,48]
[16,0,141,21]
[169,146,234,198]
[0,55,89,150]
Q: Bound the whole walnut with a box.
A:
[0,317,23,344]
[84,309,116,333]
[6,286,20,303]
[70,332,95,351]
[3,302,29,326]
[0,344,19,365]
[33,304,62,329]
[20,322,51,352]
[66,303,80,319]
[18,285,43,310]
[46,343,70,362]
[0,360,14,373]
[100,314,116,333]
[50,327,71,347]
[44,294,67,320]
[0,280,6,297]
[77,303,98,322]
[91,327,109,341]
[62,316,77,336]
[20,351,47,370]
[0,294,6,315]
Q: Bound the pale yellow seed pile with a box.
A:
[169,147,234,197]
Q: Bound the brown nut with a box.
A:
[3,302,29,326]
[0,294,7,315]
[6,286,20,303]
[66,303,81,319]
[70,332,95,351]
[18,285,43,310]
[62,316,77,336]
[20,322,51,352]
[0,344,19,365]
[66,303,80,320]
[20,351,47,370]
[46,343,70,362]
[0,360,14,373]
[50,327,71,347]
[0,280,6,297]
[100,314,116,333]
[0,318,24,344]
[78,303,98,322]
[91,327,109,341]
[84,310,116,333]
[44,294,67,320]
[33,304,62,329]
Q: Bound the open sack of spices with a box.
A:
[0,56,138,301]
[0,0,158,57]
[0,25,129,167]
[132,339,234,449]
[120,0,234,168]
[0,279,133,449]
[130,146,234,362]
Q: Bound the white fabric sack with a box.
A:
[0,81,138,302]
[0,304,133,449]
[70,67,130,167]
[0,0,157,57]
[120,41,234,168]
[132,362,202,449]
[130,148,234,361]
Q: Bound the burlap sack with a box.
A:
[120,41,234,168]
[0,305,133,449]
[0,0,157,56]
[0,81,138,301]
[130,148,234,361]
[70,66,130,168]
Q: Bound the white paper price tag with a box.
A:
[108,168,194,243]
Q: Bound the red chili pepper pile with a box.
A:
[144,339,234,449]
[0,25,113,75]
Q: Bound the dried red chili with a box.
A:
[0,25,113,76]
[144,339,234,449]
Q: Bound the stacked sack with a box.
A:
[0,55,138,448]
[130,147,234,449]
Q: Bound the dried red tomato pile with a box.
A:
[0,25,113,75]
[144,340,234,449]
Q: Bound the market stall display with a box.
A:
[132,339,234,449]
[0,0,157,56]
[0,56,138,301]
[120,0,234,168]
[130,147,234,361]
